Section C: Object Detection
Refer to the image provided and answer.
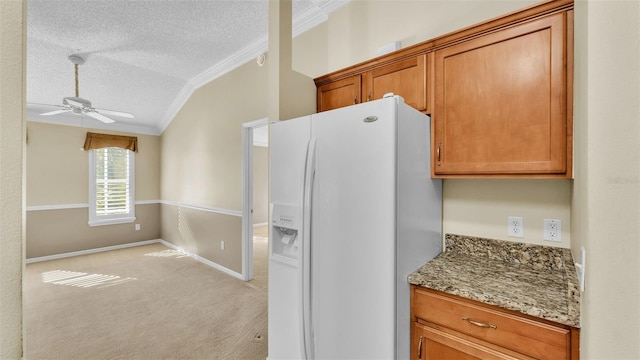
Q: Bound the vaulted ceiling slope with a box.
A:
[26,0,348,135]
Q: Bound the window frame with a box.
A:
[88,147,136,226]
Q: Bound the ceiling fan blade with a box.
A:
[94,108,134,118]
[64,98,86,108]
[86,111,115,124]
[27,102,66,109]
[40,109,71,116]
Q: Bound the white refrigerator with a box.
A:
[268,96,442,360]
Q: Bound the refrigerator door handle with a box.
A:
[300,138,317,360]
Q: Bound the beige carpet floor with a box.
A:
[25,232,268,360]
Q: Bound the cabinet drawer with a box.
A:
[413,288,570,359]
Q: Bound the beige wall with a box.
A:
[0,0,25,357]
[160,204,243,273]
[161,60,267,208]
[572,0,640,357]
[160,60,268,271]
[253,146,268,225]
[26,204,160,258]
[26,121,161,205]
[25,121,161,257]
[301,0,538,78]
[268,0,317,122]
[443,179,571,247]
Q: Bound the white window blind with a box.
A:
[96,147,129,215]
[89,147,135,226]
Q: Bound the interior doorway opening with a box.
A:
[241,118,269,281]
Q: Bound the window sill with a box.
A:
[88,216,136,227]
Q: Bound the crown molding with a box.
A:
[297,0,350,35]
[155,82,197,134]
[158,0,349,134]
[157,35,270,134]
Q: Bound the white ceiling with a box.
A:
[26,0,347,135]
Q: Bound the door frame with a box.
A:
[241,117,268,281]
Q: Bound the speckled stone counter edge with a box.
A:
[410,234,581,327]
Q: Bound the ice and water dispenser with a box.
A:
[270,203,300,266]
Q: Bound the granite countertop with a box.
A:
[408,234,581,328]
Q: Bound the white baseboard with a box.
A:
[26,239,162,264]
[253,222,268,227]
[159,240,244,281]
[26,238,245,282]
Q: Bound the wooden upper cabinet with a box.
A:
[314,0,573,178]
[316,54,428,113]
[432,12,571,177]
[362,55,428,112]
[317,75,361,113]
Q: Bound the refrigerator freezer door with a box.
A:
[309,98,399,359]
[395,103,442,359]
[268,116,311,360]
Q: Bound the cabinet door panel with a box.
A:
[363,55,427,112]
[316,75,361,112]
[433,13,567,176]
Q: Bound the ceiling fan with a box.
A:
[34,54,134,124]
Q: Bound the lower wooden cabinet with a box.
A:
[411,286,579,360]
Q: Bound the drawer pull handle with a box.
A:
[418,335,423,359]
[462,316,497,329]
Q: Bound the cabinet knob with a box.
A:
[436,143,441,165]
[353,96,358,104]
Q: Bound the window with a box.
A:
[89,147,135,226]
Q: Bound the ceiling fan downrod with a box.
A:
[68,54,85,98]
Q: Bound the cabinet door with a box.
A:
[363,55,427,112]
[412,322,527,360]
[316,75,361,112]
[433,12,568,177]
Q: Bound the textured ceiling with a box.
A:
[26,0,347,135]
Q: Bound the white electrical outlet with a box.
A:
[508,216,524,238]
[135,224,141,231]
[221,240,225,250]
[544,219,562,242]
